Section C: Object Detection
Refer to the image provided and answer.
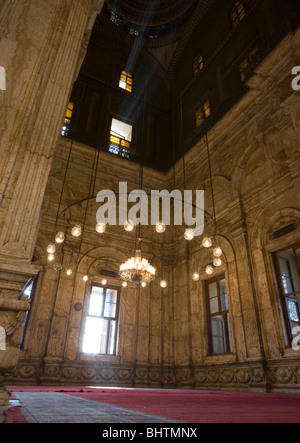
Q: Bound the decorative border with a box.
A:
[6,358,300,393]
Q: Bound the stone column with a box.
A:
[0,0,103,404]
[0,264,35,405]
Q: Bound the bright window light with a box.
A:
[110,118,132,142]
[82,285,119,356]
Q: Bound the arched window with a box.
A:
[193,55,204,77]
[119,71,133,92]
[231,1,246,28]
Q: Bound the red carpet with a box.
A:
[5,386,300,423]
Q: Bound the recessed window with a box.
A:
[61,102,74,137]
[232,1,246,28]
[239,47,258,81]
[109,118,133,157]
[193,55,204,77]
[273,243,300,343]
[119,71,133,92]
[205,275,232,355]
[82,284,120,356]
[195,100,211,127]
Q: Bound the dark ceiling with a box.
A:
[104,0,199,36]
[100,0,217,50]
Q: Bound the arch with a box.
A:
[249,207,300,250]
[189,231,247,360]
[200,174,238,219]
[76,245,130,275]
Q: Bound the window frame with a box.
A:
[272,242,300,343]
[205,273,232,356]
[82,283,121,356]
[193,54,204,77]
[231,1,247,29]
[119,71,133,93]
[195,99,211,127]
[109,117,133,158]
[239,47,258,82]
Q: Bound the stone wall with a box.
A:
[7,28,300,393]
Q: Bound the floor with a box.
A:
[2,386,300,423]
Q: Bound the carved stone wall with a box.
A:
[5,27,300,394]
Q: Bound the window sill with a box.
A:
[78,354,122,364]
[282,347,300,359]
[204,353,236,365]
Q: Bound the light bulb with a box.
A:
[71,225,82,238]
[48,254,55,262]
[205,265,214,275]
[160,280,167,288]
[102,279,107,286]
[213,247,223,257]
[66,269,73,276]
[122,282,128,288]
[55,232,65,244]
[156,221,166,234]
[53,263,62,272]
[192,273,200,282]
[184,229,195,241]
[213,258,222,267]
[202,237,212,248]
[96,223,106,234]
[141,281,147,288]
[83,275,89,282]
[47,243,56,254]
[124,220,134,232]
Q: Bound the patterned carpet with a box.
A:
[9,392,183,424]
[4,387,300,423]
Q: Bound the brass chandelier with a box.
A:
[119,246,156,286]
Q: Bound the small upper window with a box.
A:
[195,100,211,127]
[61,102,74,137]
[231,1,246,28]
[239,47,258,82]
[109,118,133,158]
[193,55,204,77]
[119,71,133,93]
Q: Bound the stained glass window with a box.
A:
[196,100,211,127]
[119,71,133,92]
[232,1,246,29]
[193,55,204,77]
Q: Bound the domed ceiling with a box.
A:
[91,0,216,76]
[104,0,199,38]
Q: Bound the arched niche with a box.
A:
[248,207,300,356]
[189,232,247,362]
